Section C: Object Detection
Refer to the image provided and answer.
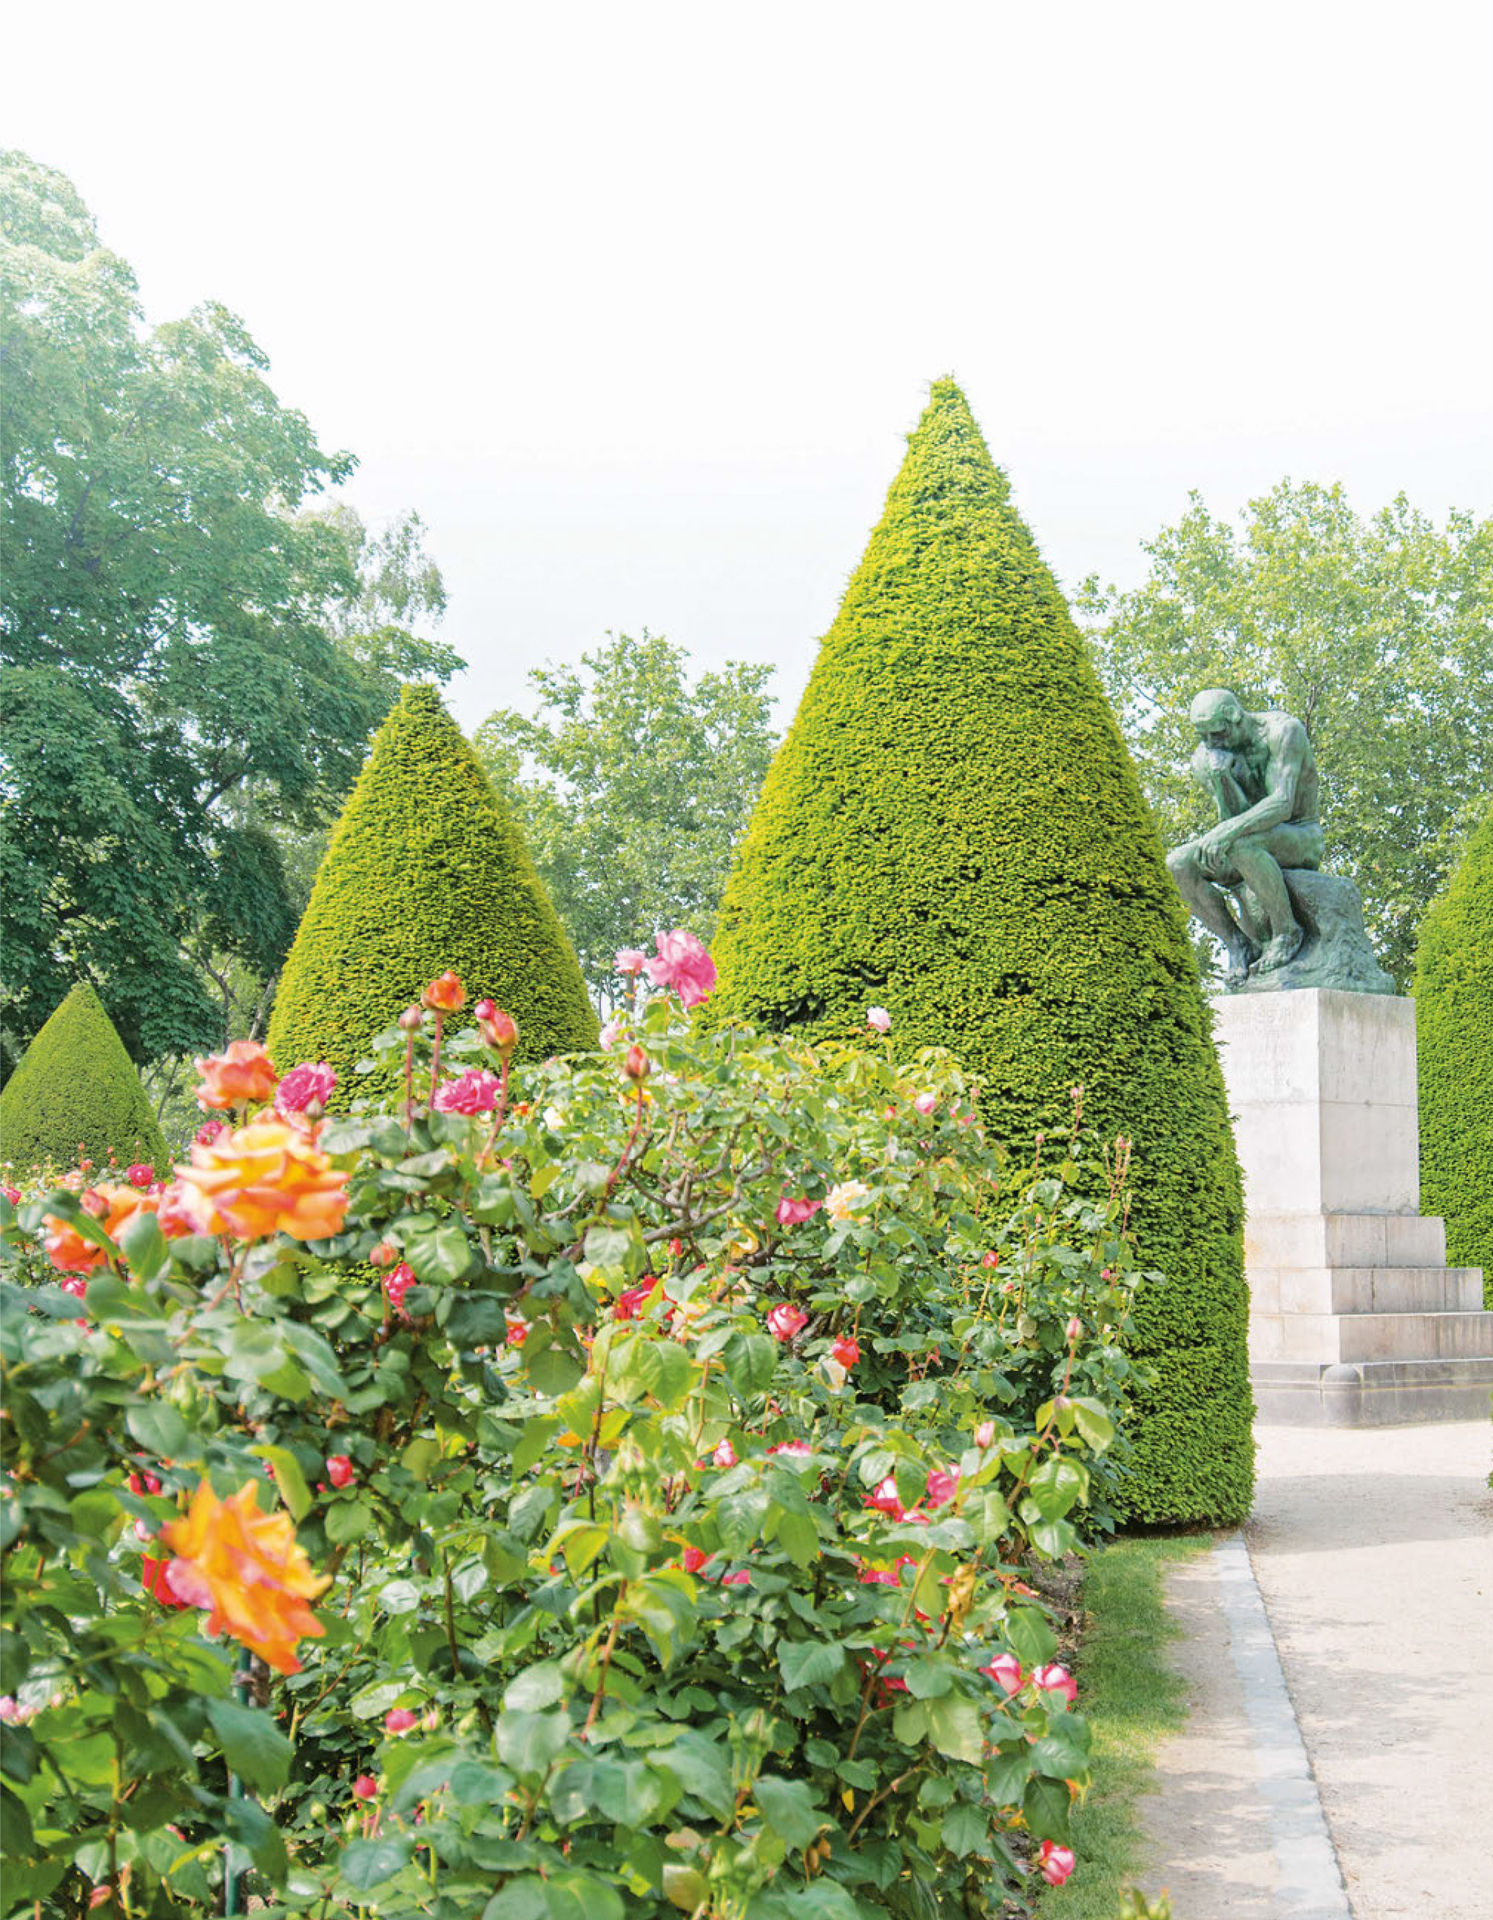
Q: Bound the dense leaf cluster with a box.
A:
[0,982,167,1176]
[1,984,1148,1918]
[708,379,1252,1526]
[269,685,598,1087]
[1413,802,1493,1305]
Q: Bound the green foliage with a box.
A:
[268,684,598,1087]
[0,983,168,1176]
[475,633,777,1010]
[0,151,461,1063]
[1079,483,1493,990]
[709,379,1251,1527]
[1,975,1145,1915]
[1414,803,1493,1306]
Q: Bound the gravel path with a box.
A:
[1135,1420,1493,1919]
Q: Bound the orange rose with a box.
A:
[194,1040,279,1112]
[421,971,466,1012]
[172,1117,350,1243]
[159,1480,330,1674]
[44,1184,159,1275]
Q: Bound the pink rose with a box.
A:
[768,1439,814,1458]
[385,1263,415,1318]
[866,1007,891,1033]
[126,1162,155,1189]
[775,1194,823,1227]
[506,1319,528,1347]
[1,1186,19,1206]
[599,1020,624,1047]
[615,948,648,975]
[830,1335,860,1367]
[682,1546,709,1573]
[1037,1840,1075,1887]
[384,1708,419,1735]
[353,1774,378,1801]
[712,1438,738,1469]
[0,1697,20,1723]
[974,1419,996,1448]
[981,1249,1000,1268]
[866,1475,906,1520]
[925,1466,959,1508]
[154,1182,200,1239]
[1065,1316,1083,1343]
[979,1652,1024,1693]
[644,930,717,1008]
[194,1119,226,1148]
[614,1282,655,1322]
[432,1068,502,1116]
[1033,1662,1078,1707]
[720,1569,750,1587]
[326,1455,355,1490]
[913,1092,937,1116]
[766,1302,808,1343]
[275,1061,338,1118]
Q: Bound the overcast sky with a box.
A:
[6,0,1491,731]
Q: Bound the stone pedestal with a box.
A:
[1210,990,1491,1426]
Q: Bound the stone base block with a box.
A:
[1245,1211,1447,1270]
[1251,1359,1493,1427]
[1249,1307,1493,1365]
[1250,1266,1484,1316]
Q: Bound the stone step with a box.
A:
[1251,1356,1493,1427]
[1249,1309,1493,1365]
[1244,1211,1447,1270]
[1251,1266,1485,1316]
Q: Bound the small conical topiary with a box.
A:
[710,378,1252,1525]
[268,684,597,1089]
[0,983,170,1177]
[1415,802,1493,1306]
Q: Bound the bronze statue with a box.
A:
[1167,690,1325,988]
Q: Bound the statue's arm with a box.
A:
[1191,746,1249,821]
[1209,724,1304,847]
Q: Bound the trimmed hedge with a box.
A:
[0,982,169,1176]
[268,684,597,1090]
[1414,802,1493,1306]
[710,378,1252,1525]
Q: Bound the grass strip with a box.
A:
[1036,1532,1211,1918]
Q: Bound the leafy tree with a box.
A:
[0,981,168,1175]
[268,684,597,1088]
[0,150,460,1064]
[1079,483,1493,989]
[709,379,1251,1528]
[473,634,776,1009]
[1414,801,1493,1305]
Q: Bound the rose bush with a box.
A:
[0,939,1152,1918]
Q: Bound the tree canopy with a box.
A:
[1079,481,1493,989]
[0,150,459,1063]
[474,634,776,1010]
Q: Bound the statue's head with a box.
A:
[1189,689,1248,750]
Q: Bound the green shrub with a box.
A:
[709,378,1252,1526]
[0,981,168,1176]
[268,683,597,1088]
[1415,802,1493,1305]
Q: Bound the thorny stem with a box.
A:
[428,1012,445,1106]
[581,1602,625,1739]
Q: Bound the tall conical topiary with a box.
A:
[0,983,169,1176]
[268,684,597,1088]
[1414,803,1493,1306]
[711,379,1251,1525]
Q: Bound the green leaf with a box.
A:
[206,1697,292,1795]
[325,1497,373,1545]
[504,1661,566,1712]
[583,1224,633,1273]
[339,1836,414,1891]
[777,1640,846,1692]
[1005,1607,1058,1668]
[379,1578,422,1614]
[350,1679,409,1721]
[527,1344,584,1396]
[903,1653,955,1699]
[724,1332,778,1399]
[496,1708,570,1777]
[1023,1771,1072,1843]
[777,1509,819,1569]
[1026,1456,1087,1521]
[225,1796,288,1880]
[251,1445,312,1522]
[117,1207,167,1282]
[125,1402,189,1458]
[1070,1397,1116,1451]
[753,1773,824,1849]
[926,1691,983,1764]
[941,1801,990,1858]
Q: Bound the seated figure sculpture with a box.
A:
[1167,689,1325,989]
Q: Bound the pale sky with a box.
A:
[6,0,1491,731]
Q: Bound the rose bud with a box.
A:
[979,1652,1024,1693]
[398,1006,424,1032]
[1037,1840,1075,1887]
[369,1239,401,1268]
[474,1000,519,1056]
[766,1302,808,1342]
[383,1708,419,1735]
[1033,1661,1078,1707]
[623,1043,651,1081]
[830,1334,860,1367]
[353,1774,378,1801]
[326,1455,356,1490]
[974,1419,996,1448]
[421,971,465,1012]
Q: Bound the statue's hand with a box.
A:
[1197,823,1236,868]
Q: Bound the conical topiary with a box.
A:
[267,684,597,1089]
[1414,803,1493,1306]
[0,982,170,1177]
[710,378,1252,1525]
